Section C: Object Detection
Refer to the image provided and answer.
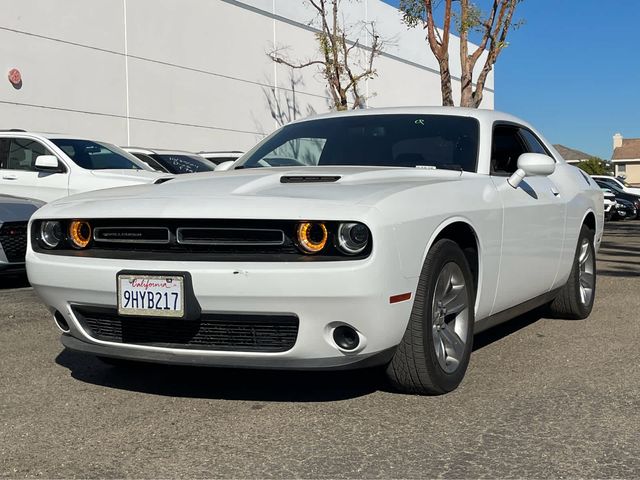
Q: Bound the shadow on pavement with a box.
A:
[56,309,549,401]
[598,220,640,278]
[55,349,383,402]
[0,272,30,289]
[473,309,544,351]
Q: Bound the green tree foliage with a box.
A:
[576,157,612,176]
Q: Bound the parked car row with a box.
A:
[592,176,640,221]
[0,129,244,271]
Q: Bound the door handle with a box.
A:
[551,187,560,196]
[2,174,17,180]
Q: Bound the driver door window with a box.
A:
[490,126,527,176]
[5,138,51,172]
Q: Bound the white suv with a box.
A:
[0,130,168,203]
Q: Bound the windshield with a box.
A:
[596,180,622,193]
[151,154,215,174]
[51,139,143,170]
[617,177,632,187]
[130,152,169,172]
[237,114,480,172]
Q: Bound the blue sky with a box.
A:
[382,0,640,159]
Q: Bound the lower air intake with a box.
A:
[73,306,299,353]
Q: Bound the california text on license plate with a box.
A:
[117,274,185,318]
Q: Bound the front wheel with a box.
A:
[547,224,596,319]
[386,239,475,395]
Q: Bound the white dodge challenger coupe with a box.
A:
[26,108,603,395]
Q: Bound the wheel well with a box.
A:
[583,212,596,231]
[434,222,479,290]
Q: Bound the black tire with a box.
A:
[386,239,475,395]
[547,224,596,320]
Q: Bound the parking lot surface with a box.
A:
[1,221,639,478]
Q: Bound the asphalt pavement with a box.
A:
[1,221,639,478]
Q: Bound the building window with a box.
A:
[618,164,627,175]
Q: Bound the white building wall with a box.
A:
[0,0,494,152]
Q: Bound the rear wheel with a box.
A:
[548,224,596,319]
[386,239,475,395]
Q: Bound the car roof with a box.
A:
[287,106,534,129]
[198,151,244,155]
[123,147,201,156]
[0,131,114,142]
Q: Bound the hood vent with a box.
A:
[280,175,341,184]
[154,177,174,185]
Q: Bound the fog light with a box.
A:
[40,221,63,248]
[296,222,328,254]
[333,325,360,351]
[69,220,91,249]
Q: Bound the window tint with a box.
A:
[151,154,215,174]
[519,129,549,155]
[3,138,51,172]
[51,139,142,170]
[238,115,480,172]
[491,126,527,175]
[130,152,169,172]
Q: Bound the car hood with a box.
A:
[36,167,471,220]
[0,195,44,222]
[89,169,168,183]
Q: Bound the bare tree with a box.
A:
[269,0,383,111]
[400,0,522,107]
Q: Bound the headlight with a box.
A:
[296,222,328,254]
[40,221,63,248]
[69,220,92,249]
[336,222,370,255]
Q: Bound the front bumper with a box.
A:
[27,247,416,369]
[60,334,396,370]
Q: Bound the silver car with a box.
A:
[0,195,43,271]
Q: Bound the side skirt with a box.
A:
[475,288,561,334]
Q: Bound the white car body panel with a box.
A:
[0,132,167,203]
[26,107,603,369]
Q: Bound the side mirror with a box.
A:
[508,153,555,188]
[215,160,235,172]
[34,155,62,172]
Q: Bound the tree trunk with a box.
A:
[438,55,454,106]
[459,59,474,107]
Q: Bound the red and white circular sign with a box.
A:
[8,68,22,86]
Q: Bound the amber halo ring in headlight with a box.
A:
[69,220,92,249]
[296,222,328,254]
[40,221,63,248]
[337,222,370,255]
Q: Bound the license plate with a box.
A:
[117,274,184,317]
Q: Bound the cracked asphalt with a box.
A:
[1,221,639,478]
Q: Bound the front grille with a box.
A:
[0,222,27,263]
[73,306,299,353]
[32,218,372,261]
[176,227,285,246]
